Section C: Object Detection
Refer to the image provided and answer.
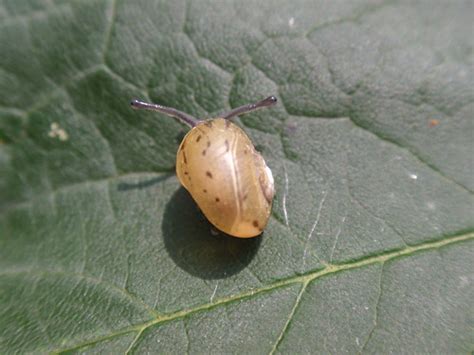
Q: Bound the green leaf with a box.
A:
[1,0,473,353]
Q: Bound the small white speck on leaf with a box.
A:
[210,282,219,302]
[289,17,295,27]
[57,130,68,141]
[48,122,69,141]
[409,173,418,180]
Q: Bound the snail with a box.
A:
[131,96,277,238]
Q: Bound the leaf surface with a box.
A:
[1,0,473,353]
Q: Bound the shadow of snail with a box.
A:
[162,187,262,280]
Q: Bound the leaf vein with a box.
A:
[0,172,174,214]
[53,232,474,354]
[359,263,385,353]
[0,269,159,319]
[348,115,474,194]
[269,282,308,355]
[101,0,117,65]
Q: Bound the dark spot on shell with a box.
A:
[207,141,211,148]
[202,149,206,156]
[243,193,248,201]
[215,197,220,202]
[225,120,231,128]
[196,135,202,142]
[244,149,248,155]
[203,189,207,193]
[184,171,188,175]
[183,151,187,164]
[252,220,259,228]
[225,139,230,152]
[206,171,213,178]
[205,121,213,127]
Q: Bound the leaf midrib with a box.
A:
[52,231,474,354]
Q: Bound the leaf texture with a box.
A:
[0,0,473,353]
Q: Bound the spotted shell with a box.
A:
[176,118,274,238]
